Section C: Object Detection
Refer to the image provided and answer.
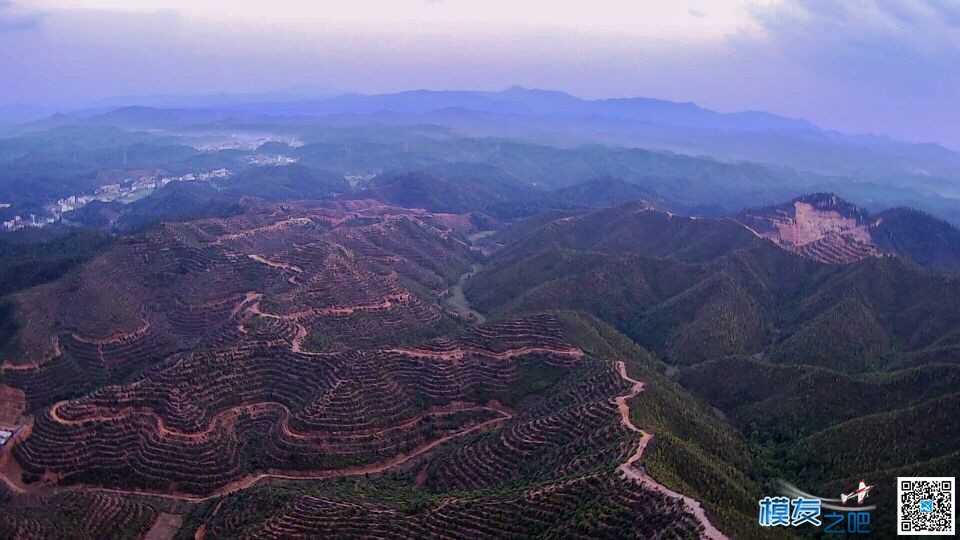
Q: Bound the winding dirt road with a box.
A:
[3,329,725,540]
[612,360,728,540]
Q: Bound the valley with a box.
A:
[4,1,960,535]
[0,100,958,540]
[0,177,958,539]
[445,262,486,324]
[1,198,748,539]
[1,185,958,538]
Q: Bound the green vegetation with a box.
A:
[483,358,568,406]
[467,202,960,538]
[2,112,959,537]
[0,300,17,359]
[556,311,783,539]
[0,491,159,539]
[873,206,960,271]
[224,164,348,201]
[0,227,113,297]
[0,227,114,353]
[114,182,245,231]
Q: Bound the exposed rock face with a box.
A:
[777,200,873,246]
[736,194,883,264]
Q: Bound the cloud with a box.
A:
[924,0,960,27]
[728,0,960,144]
[744,0,960,68]
[0,1,45,33]
[0,0,957,147]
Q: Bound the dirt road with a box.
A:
[612,360,728,540]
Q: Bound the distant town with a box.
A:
[194,134,304,152]
[2,168,231,231]
[247,154,298,166]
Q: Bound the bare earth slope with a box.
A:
[735,193,882,264]
[735,192,960,270]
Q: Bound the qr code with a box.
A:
[898,477,955,535]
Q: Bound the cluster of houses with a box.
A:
[247,154,298,166]
[2,213,52,231]
[2,168,231,232]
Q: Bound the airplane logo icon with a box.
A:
[840,480,873,504]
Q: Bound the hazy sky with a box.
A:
[2,0,959,147]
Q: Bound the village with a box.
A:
[2,168,231,231]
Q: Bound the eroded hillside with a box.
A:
[735,193,960,271]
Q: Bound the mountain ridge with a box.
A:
[735,193,960,270]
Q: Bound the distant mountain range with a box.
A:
[217,86,819,132]
[11,86,960,198]
[13,86,819,136]
[7,86,960,230]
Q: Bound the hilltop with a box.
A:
[462,196,960,535]
[0,199,766,539]
[1,190,957,537]
[735,193,960,270]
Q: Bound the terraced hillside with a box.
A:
[0,490,158,539]
[469,198,960,368]
[0,200,759,538]
[1,200,479,483]
[187,351,709,539]
[169,312,768,539]
[736,193,960,270]
[467,198,960,535]
[5,191,951,537]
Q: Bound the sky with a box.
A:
[2,0,959,147]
